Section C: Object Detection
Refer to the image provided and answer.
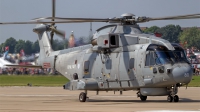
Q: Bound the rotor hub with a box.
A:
[121,13,135,19]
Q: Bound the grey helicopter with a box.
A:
[1,1,200,103]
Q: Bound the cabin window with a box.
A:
[110,35,116,46]
[84,61,90,73]
[129,58,135,69]
[109,35,119,47]
[145,51,156,66]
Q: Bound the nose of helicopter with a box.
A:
[172,65,193,84]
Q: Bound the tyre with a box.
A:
[174,95,179,102]
[79,92,86,102]
[140,95,147,101]
[167,95,173,102]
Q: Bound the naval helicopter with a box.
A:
[1,1,200,102]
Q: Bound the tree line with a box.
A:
[0,35,92,55]
[1,24,200,54]
[143,25,200,49]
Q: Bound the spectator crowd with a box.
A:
[0,67,58,75]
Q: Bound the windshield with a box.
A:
[173,51,189,63]
[145,44,189,66]
[155,51,174,64]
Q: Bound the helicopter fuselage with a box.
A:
[34,24,193,100]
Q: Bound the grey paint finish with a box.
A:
[34,23,193,98]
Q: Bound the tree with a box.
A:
[143,26,160,33]
[4,37,17,53]
[64,38,69,49]
[24,40,33,55]
[32,40,40,53]
[52,39,65,50]
[77,36,92,46]
[179,27,200,49]
[15,40,25,53]
[157,25,182,43]
[0,43,5,53]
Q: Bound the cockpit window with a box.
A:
[155,51,175,64]
[173,46,190,63]
[145,51,156,66]
[145,44,189,66]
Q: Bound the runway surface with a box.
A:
[0,87,200,112]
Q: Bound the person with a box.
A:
[196,68,200,76]
[0,67,2,75]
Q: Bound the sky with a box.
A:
[0,0,200,44]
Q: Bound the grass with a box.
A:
[188,75,200,87]
[0,75,69,86]
[0,75,199,87]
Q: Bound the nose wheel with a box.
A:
[167,95,173,102]
[174,95,179,102]
[167,85,179,102]
[167,95,179,102]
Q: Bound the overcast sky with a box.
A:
[0,0,200,44]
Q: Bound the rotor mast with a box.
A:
[50,0,56,46]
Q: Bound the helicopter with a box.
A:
[1,1,200,103]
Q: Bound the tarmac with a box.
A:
[0,87,199,112]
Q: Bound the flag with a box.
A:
[20,49,25,56]
[5,46,9,51]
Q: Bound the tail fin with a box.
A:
[33,24,53,65]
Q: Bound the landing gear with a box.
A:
[137,91,147,101]
[167,85,179,102]
[174,95,179,102]
[140,95,147,101]
[167,95,173,102]
[167,95,179,102]
[79,92,87,102]
[79,90,88,102]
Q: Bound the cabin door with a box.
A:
[83,53,97,78]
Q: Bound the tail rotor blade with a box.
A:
[52,0,55,26]
[50,26,65,39]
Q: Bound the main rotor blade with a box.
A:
[33,17,120,22]
[1,13,199,25]
[0,20,110,25]
[148,13,200,21]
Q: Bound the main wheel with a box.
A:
[79,92,87,102]
[167,95,173,102]
[140,95,147,101]
[174,95,179,102]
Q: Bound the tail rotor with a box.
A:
[50,0,65,45]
